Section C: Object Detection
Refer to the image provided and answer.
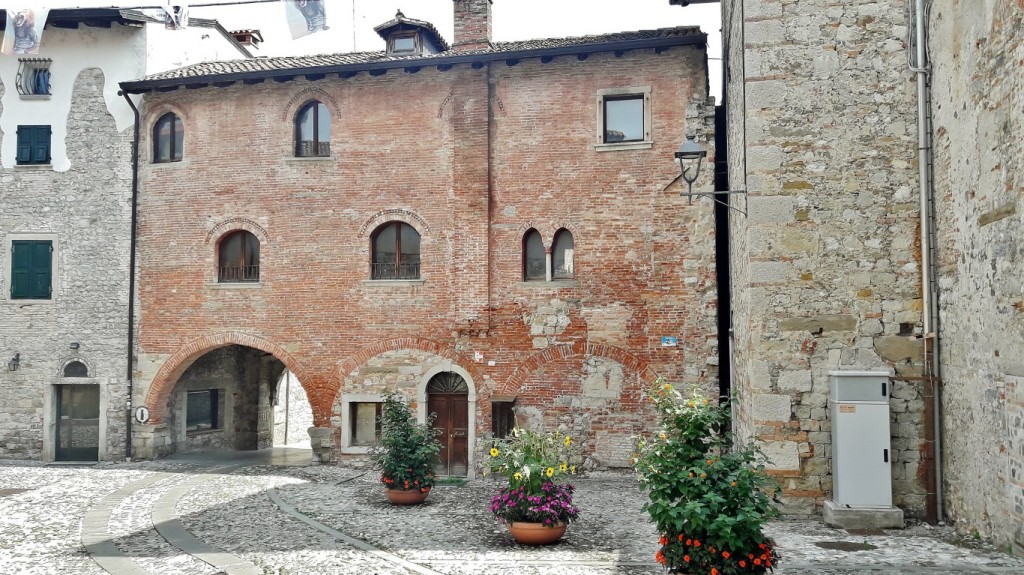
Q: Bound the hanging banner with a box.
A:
[2,6,50,55]
[284,0,328,39]
[162,2,189,30]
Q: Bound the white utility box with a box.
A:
[830,370,893,508]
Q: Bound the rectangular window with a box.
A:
[16,125,51,165]
[390,33,417,54]
[17,59,51,97]
[491,400,516,439]
[603,95,644,143]
[350,402,382,446]
[186,389,220,432]
[10,240,52,300]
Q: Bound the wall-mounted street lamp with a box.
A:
[673,135,747,216]
[8,353,20,372]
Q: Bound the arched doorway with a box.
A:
[427,372,469,476]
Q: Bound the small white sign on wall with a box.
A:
[661,336,678,347]
[134,406,150,424]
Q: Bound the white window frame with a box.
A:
[594,85,653,152]
[17,58,52,99]
[339,393,386,454]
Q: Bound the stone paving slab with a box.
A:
[1,456,1023,575]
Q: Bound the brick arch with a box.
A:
[281,86,341,122]
[332,337,484,407]
[205,218,270,245]
[358,208,431,238]
[496,341,659,397]
[143,332,313,425]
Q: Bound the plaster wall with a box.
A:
[928,0,1024,550]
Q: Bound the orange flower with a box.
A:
[683,555,690,563]
[739,560,746,568]
[660,535,668,545]
[730,481,737,487]
[711,569,718,575]
[678,534,684,541]
[693,540,701,547]
[749,553,755,559]
[754,558,762,566]
[686,539,692,545]
[706,459,713,465]
[722,551,730,559]
[655,551,666,565]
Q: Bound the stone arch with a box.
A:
[358,208,431,238]
[61,359,90,378]
[496,341,658,397]
[334,337,482,402]
[143,332,312,425]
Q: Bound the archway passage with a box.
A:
[158,344,310,456]
[427,372,469,476]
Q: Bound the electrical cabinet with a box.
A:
[830,371,893,508]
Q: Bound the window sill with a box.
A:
[594,141,653,152]
[208,282,263,289]
[284,156,336,163]
[362,279,426,287]
[14,163,52,171]
[7,297,55,304]
[19,94,50,100]
[186,428,222,436]
[515,279,579,289]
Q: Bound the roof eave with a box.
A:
[119,32,707,94]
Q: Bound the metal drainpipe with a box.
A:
[119,90,141,462]
[911,0,943,522]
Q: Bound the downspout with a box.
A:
[910,0,943,523]
[119,89,141,462]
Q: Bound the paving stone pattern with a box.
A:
[1,457,1022,574]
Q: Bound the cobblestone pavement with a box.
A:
[1,449,1022,575]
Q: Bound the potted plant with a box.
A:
[369,391,442,505]
[633,381,782,574]
[485,427,583,544]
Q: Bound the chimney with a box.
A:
[452,0,492,51]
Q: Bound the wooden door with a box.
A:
[55,385,99,461]
[427,373,469,476]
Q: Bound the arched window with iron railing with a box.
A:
[371,222,420,280]
[218,230,260,283]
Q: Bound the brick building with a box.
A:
[121,0,719,474]
[0,8,249,463]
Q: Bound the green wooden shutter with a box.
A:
[15,126,51,165]
[11,240,52,299]
[15,126,32,164]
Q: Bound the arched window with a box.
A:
[218,231,260,282]
[371,222,420,280]
[153,112,183,163]
[552,229,575,279]
[523,229,545,281]
[63,361,88,378]
[295,100,330,157]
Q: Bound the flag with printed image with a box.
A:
[284,0,329,39]
[2,6,50,55]
[163,2,189,30]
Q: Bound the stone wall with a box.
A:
[0,69,132,461]
[723,0,928,517]
[929,0,1023,550]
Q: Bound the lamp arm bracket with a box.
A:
[679,189,748,217]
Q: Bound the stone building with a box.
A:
[0,8,249,462]
[711,0,1022,550]
[120,0,719,474]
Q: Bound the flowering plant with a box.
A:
[489,482,580,525]
[369,391,441,492]
[634,381,781,574]
[485,427,584,525]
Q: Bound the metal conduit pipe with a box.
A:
[910,0,943,523]
[119,89,141,461]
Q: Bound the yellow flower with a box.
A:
[663,383,671,390]
[659,433,667,441]
[546,467,555,477]
[563,435,572,447]
[560,462,568,472]
[513,472,522,481]
[489,447,500,457]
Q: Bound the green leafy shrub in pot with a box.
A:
[369,391,441,492]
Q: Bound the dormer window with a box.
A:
[391,32,417,54]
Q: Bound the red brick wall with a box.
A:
[135,45,717,462]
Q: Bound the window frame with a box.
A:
[62,361,89,378]
[594,86,652,151]
[552,229,575,280]
[349,401,383,447]
[152,112,184,163]
[370,221,421,281]
[15,125,51,165]
[388,32,419,54]
[217,230,261,283]
[294,100,331,158]
[5,234,57,303]
[340,393,387,453]
[491,400,516,439]
[522,229,546,282]
[17,58,51,98]
[185,388,221,433]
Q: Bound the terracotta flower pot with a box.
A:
[508,521,567,545]
[385,487,430,505]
